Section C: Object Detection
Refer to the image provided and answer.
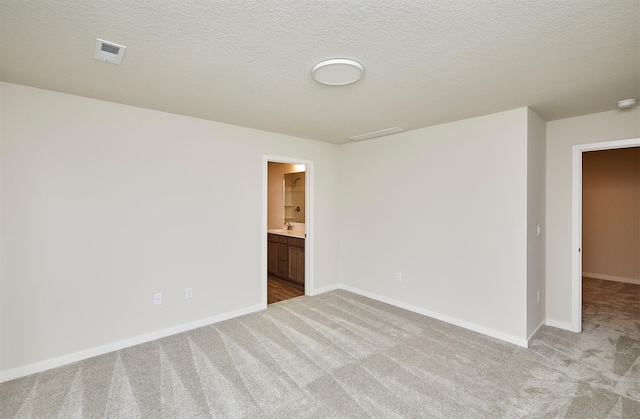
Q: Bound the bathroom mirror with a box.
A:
[284,172,305,222]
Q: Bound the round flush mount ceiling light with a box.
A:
[312,59,364,85]
[618,98,637,109]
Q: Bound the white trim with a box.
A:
[546,318,573,331]
[307,283,341,296]
[262,157,269,309]
[571,137,640,334]
[340,285,529,348]
[526,320,545,345]
[3,280,550,382]
[0,303,264,383]
[582,272,640,286]
[571,145,583,333]
[263,156,315,304]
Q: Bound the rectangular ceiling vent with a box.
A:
[94,38,126,65]
[348,127,405,141]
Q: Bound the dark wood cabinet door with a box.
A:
[267,241,278,275]
[278,243,288,261]
[268,233,304,283]
[288,246,299,282]
[277,260,288,278]
[287,246,305,284]
[277,243,288,278]
[297,246,305,284]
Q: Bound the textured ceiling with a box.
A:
[1,1,638,144]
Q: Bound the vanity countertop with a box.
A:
[267,229,305,239]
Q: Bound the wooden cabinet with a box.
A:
[267,233,305,285]
[267,234,278,275]
[287,237,305,284]
[277,235,288,278]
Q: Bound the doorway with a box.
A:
[571,137,640,332]
[582,147,640,329]
[263,156,313,306]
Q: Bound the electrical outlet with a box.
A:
[186,287,193,299]
[154,293,163,305]
[537,290,540,303]
[537,225,542,237]
[396,272,402,282]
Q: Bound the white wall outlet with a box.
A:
[396,272,402,282]
[186,287,193,299]
[154,293,163,306]
[537,290,540,303]
[536,225,542,237]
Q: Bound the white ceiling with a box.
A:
[1,1,638,144]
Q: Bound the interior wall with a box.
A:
[5,79,639,377]
[0,82,340,375]
[339,108,530,343]
[582,147,640,283]
[546,108,640,328]
[526,109,547,337]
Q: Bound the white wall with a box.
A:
[526,109,546,337]
[5,79,637,379]
[546,108,640,327]
[339,108,530,344]
[0,82,340,376]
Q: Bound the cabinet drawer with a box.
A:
[278,235,289,244]
[288,237,305,248]
[268,234,278,243]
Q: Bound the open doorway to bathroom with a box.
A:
[266,161,307,304]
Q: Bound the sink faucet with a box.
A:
[285,221,293,230]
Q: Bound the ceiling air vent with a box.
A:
[348,127,404,141]
[94,38,126,65]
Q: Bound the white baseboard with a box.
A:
[526,321,545,345]
[545,318,575,331]
[308,283,341,296]
[339,285,529,348]
[0,303,264,383]
[582,272,640,286]
[3,283,571,382]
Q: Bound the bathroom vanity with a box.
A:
[267,230,305,285]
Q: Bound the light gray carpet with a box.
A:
[1,281,639,418]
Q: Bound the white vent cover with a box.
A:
[348,127,404,141]
[94,39,126,65]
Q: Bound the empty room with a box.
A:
[1,1,639,417]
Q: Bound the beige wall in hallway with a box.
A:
[582,147,640,282]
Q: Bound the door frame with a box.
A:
[571,137,640,332]
[262,155,314,308]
